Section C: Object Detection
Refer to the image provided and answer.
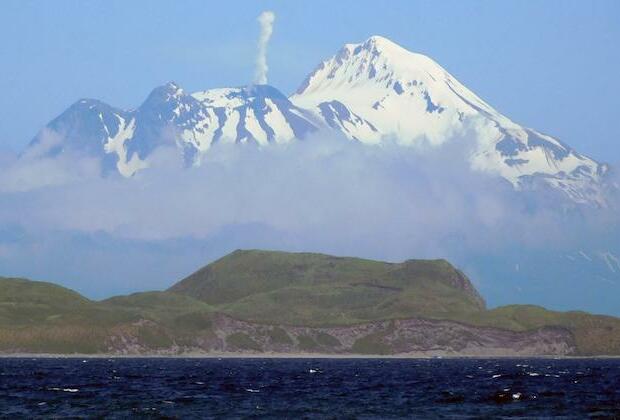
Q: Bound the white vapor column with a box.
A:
[254,11,275,85]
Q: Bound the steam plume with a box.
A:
[254,11,275,85]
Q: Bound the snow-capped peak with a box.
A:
[143,81,185,104]
[190,84,318,147]
[292,35,511,140]
[23,35,609,205]
[291,36,607,205]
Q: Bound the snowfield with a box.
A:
[25,35,608,205]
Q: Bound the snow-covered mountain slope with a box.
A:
[191,84,318,146]
[27,83,320,176]
[25,35,609,205]
[291,35,609,205]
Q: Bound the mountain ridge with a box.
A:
[168,249,487,323]
[290,35,608,205]
[22,35,609,205]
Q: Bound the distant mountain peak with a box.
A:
[142,81,185,106]
[22,35,609,205]
[360,34,409,53]
[160,81,182,93]
[195,84,290,107]
[290,35,608,205]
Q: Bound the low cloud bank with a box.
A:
[0,132,619,311]
[0,132,617,250]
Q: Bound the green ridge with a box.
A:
[170,249,486,325]
[0,250,619,355]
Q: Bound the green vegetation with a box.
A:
[226,332,261,351]
[297,334,320,351]
[267,327,293,345]
[0,277,148,326]
[0,277,124,353]
[170,249,486,326]
[352,331,393,355]
[460,305,620,356]
[102,291,214,327]
[1,250,620,355]
[0,279,213,353]
[315,332,340,348]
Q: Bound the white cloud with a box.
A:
[1,130,615,256]
[0,141,101,193]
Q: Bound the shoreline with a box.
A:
[1,352,619,359]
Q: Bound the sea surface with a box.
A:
[0,357,619,418]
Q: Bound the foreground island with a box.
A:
[1,250,619,356]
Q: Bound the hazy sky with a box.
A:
[1,0,619,162]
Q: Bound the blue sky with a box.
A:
[1,0,619,161]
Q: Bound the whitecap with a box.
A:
[50,387,79,393]
[492,374,502,379]
[245,388,260,393]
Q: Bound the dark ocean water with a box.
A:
[0,357,619,418]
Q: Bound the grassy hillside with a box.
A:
[0,277,123,326]
[462,305,620,356]
[169,249,486,326]
[0,277,132,353]
[1,250,620,355]
[0,279,216,353]
[103,291,213,323]
[167,251,620,354]
[102,291,216,335]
